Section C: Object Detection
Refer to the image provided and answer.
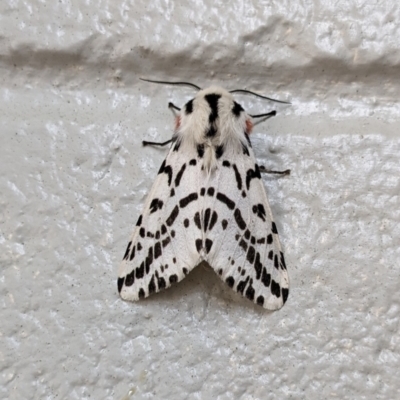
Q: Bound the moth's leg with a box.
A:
[168,102,181,111]
[250,110,276,118]
[259,166,291,176]
[142,139,173,147]
[142,103,180,147]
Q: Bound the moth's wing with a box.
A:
[118,142,203,301]
[203,146,289,310]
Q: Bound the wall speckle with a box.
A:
[1,1,399,399]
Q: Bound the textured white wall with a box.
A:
[1,1,399,399]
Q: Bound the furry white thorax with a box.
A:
[176,86,250,172]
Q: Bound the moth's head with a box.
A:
[176,86,253,136]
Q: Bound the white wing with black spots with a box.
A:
[201,144,289,310]
[118,141,204,301]
[117,85,290,310]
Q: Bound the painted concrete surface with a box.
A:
[1,1,399,399]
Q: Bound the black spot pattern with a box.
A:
[205,93,221,123]
[185,99,193,114]
[221,219,228,230]
[196,239,202,252]
[282,288,289,304]
[123,241,132,260]
[267,234,273,244]
[254,252,262,279]
[246,246,256,264]
[239,239,247,252]
[197,144,204,158]
[226,276,235,288]
[180,193,198,208]
[242,144,250,156]
[268,250,273,260]
[138,288,145,299]
[117,277,124,293]
[274,254,279,270]
[280,252,287,270]
[261,268,271,287]
[174,164,186,187]
[217,192,235,210]
[158,160,173,186]
[140,227,145,238]
[207,187,215,196]
[184,218,189,228]
[148,276,156,294]
[189,159,197,166]
[145,247,153,274]
[257,295,264,306]
[129,246,136,261]
[234,209,247,230]
[136,216,142,227]
[245,281,255,301]
[222,160,230,167]
[232,164,242,190]
[166,206,179,226]
[272,222,278,234]
[271,280,281,298]
[162,237,171,248]
[150,244,160,262]
[208,211,218,231]
[246,165,261,190]
[204,208,211,231]
[237,276,249,294]
[125,271,134,286]
[205,239,213,253]
[169,274,178,284]
[232,101,244,116]
[200,187,205,196]
[206,126,217,137]
[252,203,266,221]
[157,275,166,290]
[173,141,181,152]
[194,212,202,229]
[149,198,164,214]
[215,145,224,158]
[136,262,145,279]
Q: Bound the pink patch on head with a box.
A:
[245,119,253,134]
[175,116,181,130]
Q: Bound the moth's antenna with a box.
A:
[140,78,201,91]
[230,89,291,104]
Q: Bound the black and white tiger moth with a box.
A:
[118,84,290,310]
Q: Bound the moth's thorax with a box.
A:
[176,86,251,171]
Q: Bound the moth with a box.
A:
[117,79,290,310]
